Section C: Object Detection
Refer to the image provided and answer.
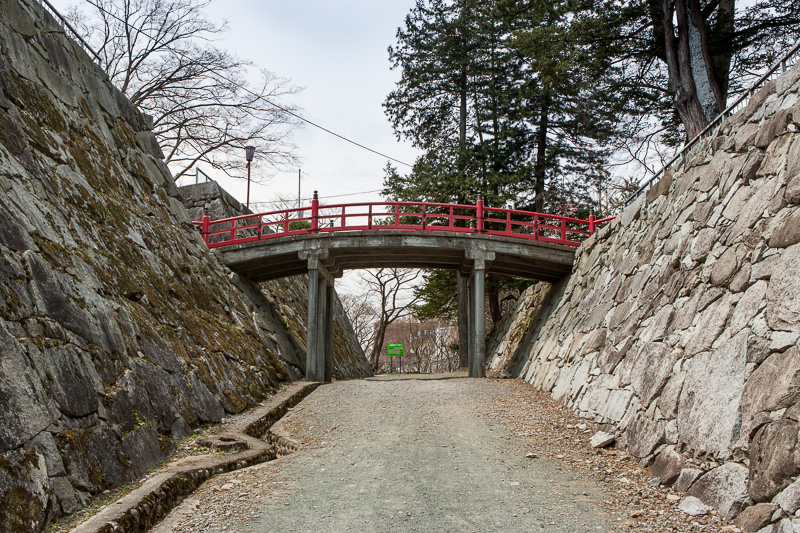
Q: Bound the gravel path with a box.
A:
[156,374,612,532]
[153,373,735,533]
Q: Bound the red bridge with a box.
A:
[197,196,613,249]
[194,194,614,383]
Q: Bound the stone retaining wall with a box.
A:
[488,64,800,530]
[0,1,366,530]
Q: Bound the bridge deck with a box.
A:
[217,230,576,282]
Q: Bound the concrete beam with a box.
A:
[219,230,576,283]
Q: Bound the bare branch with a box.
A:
[67,0,300,181]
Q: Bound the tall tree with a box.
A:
[600,0,800,139]
[67,0,299,180]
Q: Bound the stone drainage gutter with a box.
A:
[70,381,322,533]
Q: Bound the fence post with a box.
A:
[589,214,596,233]
[201,214,210,245]
[311,190,319,233]
[476,199,484,233]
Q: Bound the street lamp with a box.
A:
[244,145,255,209]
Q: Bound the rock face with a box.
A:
[0,1,369,530]
[488,61,800,520]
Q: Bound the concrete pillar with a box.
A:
[306,269,322,382]
[457,273,469,369]
[465,250,493,378]
[471,262,486,378]
[302,249,331,382]
[314,275,328,381]
[324,282,334,382]
[468,274,476,377]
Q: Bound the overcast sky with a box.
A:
[52,0,421,208]
[196,0,422,208]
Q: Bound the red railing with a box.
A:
[194,198,615,249]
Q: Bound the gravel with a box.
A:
[153,372,736,532]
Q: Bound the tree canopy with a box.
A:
[68,0,300,181]
[384,0,800,326]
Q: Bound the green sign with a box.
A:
[387,343,404,357]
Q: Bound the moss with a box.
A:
[0,487,43,531]
[4,71,67,132]
[112,119,137,149]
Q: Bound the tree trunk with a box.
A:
[488,274,501,325]
[369,321,388,372]
[533,94,549,212]
[659,0,729,138]
[458,67,468,180]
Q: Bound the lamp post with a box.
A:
[244,145,255,209]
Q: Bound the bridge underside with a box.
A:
[217,231,576,381]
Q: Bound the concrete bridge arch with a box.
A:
[216,230,577,381]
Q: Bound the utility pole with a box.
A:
[298,169,303,218]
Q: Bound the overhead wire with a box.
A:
[250,188,385,210]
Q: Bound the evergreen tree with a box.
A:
[596,0,800,139]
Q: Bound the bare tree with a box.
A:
[339,292,378,356]
[406,319,437,372]
[360,269,421,373]
[67,0,299,180]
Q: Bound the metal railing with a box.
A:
[624,40,800,206]
[33,0,102,67]
[195,196,616,249]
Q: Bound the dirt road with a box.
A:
[155,374,614,532]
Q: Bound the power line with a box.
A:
[301,169,364,191]
[84,1,414,168]
[257,98,413,168]
[250,188,384,210]
[316,189,384,200]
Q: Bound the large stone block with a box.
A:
[734,502,776,533]
[0,323,58,452]
[767,244,800,331]
[731,280,768,332]
[775,478,800,514]
[742,347,800,430]
[649,445,683,485]
[684,293,732,357]
[25,342,99,419]
[0,448,51,532]
[629,342,677,406]
[768,208,800,248]
[711,247,741,287]
[748,419,800,503]
[678,331,748,458]
[625,414,665,458]
[58,425,135,492]
[687,462,751,519]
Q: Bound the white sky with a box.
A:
[191,0,421,207]
[51,0,421,208]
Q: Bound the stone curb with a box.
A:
[70,381,322,533]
